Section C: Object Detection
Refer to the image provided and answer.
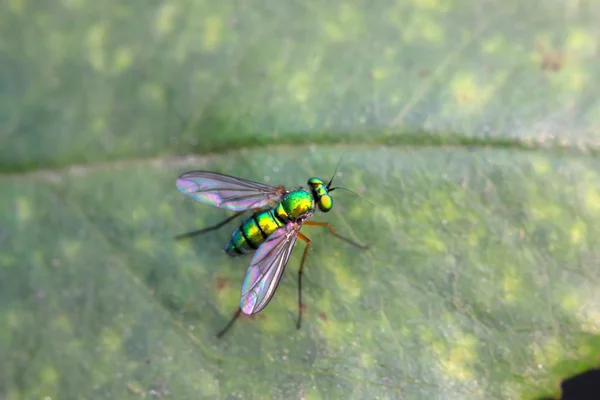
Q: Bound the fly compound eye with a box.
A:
[307,177,321,187]
[319,195,333,212]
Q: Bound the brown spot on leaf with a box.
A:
[319,312,328,321]
[540,51,564,71]
[535,42,565,72]
[215,275,228,291]
[299,303,307,313]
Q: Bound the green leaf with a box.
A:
[1,1,599,399]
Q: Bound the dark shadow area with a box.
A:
[537,368,600,400]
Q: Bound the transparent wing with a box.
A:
[176,171,286,211]
[239,223,301,314]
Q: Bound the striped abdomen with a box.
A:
[225,209,284,256]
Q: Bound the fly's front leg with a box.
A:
[303,221,369,249]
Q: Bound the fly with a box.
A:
[175,166,368,337]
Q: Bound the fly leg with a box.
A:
[175,210,247,240]
[296,232,312,329]
[216,307,242,338]
[303,221,369,249]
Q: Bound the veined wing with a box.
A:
[239,223,301,314]
[176,171,286,211]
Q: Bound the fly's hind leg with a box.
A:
[216,307,242,338]
[175,210,247,240]
[303,221,369,249]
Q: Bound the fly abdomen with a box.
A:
[224,209,283,257]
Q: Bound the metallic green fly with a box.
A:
[176,168,368,337]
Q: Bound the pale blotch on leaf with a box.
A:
[4,310,19,329]
[412,0,440,9]
[418,325,435,343]
[0,254,16,268]
[583,310,600,333]
[413,0,448,10]
[101,329,123,353]
[132,207,149,223]
[315,291,333,320]
[158,202,174,218]
[532,336,563,370]
[374,207,399,232]
[15,196,32,222]
[197,370,220,397]
[86,23,108,73]
[569,221,585,245]
[41,365,59,390]
[302,388,324,400]
[402,13,443,43]
[113,47,134,72]
[330,263,361,300]
[360,352,376,369]
[91,117,107,135]
[400,325,412,338]
[202,16,223,51]
[530,203,563,222]
[60,240,81,259]
[139,83,166,107]
[336,4,364,37]
[370,68,388,80]
[287,71,311,103]
[432,329,478,382]
[135,236,156,253]
[384,46,396,60]
[259,307,287,334]
[532,159,551,174]
[450,73,495,111]
[215,283,237,308]
[61,0,85,11]
[451,74,478,104]
[502,268,520,304]
[562,292,600,334]
[324,22,344,41]
[51,314,74,336]
[560,291,581,313]
[320,319,354,347]
[424,233,447,253]
[564,68,586,91]
[482,34,506,54]
[467,231,479,247]
[500,383,523,400]
[567,27,597,55]
[7,0,25,14]
[155,3,180,37]
[583,187,600,213]
[174,243,196,260]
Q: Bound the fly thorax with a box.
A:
[276,190,315,221]
[308,177,333,212]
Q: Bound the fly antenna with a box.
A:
[329,186,375,206]
[326,153,345,189]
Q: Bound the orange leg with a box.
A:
[304,221,369,249]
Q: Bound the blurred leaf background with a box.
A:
[1,0,600,399]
